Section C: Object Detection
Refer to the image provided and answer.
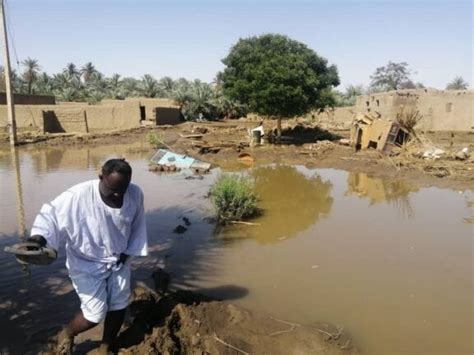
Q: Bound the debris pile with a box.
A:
[350,112,410,153]
[149,149,211,173]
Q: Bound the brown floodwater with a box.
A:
[0,143,472,354]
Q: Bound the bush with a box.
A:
[396,107,422,132]
[210,175,258,223]
[146,131,166,148]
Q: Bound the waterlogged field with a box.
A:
[0,143,472,354]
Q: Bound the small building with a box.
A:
[0,96,184,134]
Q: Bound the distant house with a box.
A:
[0,96,184,134]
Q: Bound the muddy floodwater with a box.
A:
[0,143,472,354]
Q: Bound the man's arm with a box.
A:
[124,188,148,256]
[30,190,75,252]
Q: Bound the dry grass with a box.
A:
[396,106,423,132]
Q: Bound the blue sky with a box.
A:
[4,0,473,89]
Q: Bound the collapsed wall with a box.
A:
[312,89,473,132]
[355,89,473,132]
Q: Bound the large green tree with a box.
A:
[217,34,339,138]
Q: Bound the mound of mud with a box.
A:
[116,286,357,355]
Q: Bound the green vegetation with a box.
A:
[210,175,258,224]
[369,61,424,92]
[333,84,365,107]
[146,131,166,148]
[218,33,340,138]
[445,76,469,90]
[0,61,246,120]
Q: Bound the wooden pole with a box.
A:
[0,0,17,146]
[11,146,25,239]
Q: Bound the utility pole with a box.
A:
[0,0,17,146]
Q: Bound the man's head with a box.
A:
[99,159,132,199]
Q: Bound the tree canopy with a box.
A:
[370,61,418,91]
[217,34,340,118]
[445,76,469,90]
[0,59,246,119]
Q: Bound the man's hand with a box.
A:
[117,253,129,267]
[26,235,47,248]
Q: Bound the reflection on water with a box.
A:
[0,144,472,355]
[464,199,474,224]
[11,147,26,239]
[217,165,333,243]
[346,172,418,218]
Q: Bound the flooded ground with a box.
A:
[0,143,472,354]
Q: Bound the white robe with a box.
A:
[30,180,148,275]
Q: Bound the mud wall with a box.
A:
[355,89,473,132]
[155,107,184,125]
[0,93,55,105]
[0,97,177,133]
[123,98,179,121]
[0,105,53,132]
[43,108,87,133]
[312,107,355,130]
[84,102,141,132]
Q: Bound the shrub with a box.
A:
[146,131,166,148]
[210,175,258,223]
[396,107,422,132]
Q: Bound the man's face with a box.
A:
[100,172,131,199]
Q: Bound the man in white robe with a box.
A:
[28,158,148,354]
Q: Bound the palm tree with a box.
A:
[80,62,97,82]
[184,81,215,119]
[107,73,123,99]
[212,91,247,119]
[172,87,191,111]
[21,57,41,94]
[139,74,160,98]
[159,76,174,96]
[121,77,140,97]
[88,72,106,90]
[86,90,105,104]
[34,72,54,95]
[56,87,78,102]
[63,63,80,80]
